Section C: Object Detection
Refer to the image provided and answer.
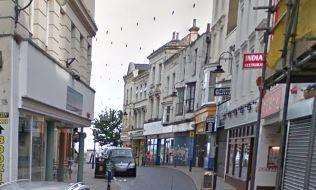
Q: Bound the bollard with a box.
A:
[189,159,192,172]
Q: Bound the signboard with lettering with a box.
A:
[262,85,285,118]
[214,87,231,96]
[243,53,265,69]
[0,112,8,184]
[66,87,83,115]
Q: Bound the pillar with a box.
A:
[77,127,84,182]
[45,121,54,181]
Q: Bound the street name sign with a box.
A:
[214,87,231,96]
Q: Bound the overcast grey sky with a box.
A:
[85,0,213,150]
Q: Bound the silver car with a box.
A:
[0,180,90,190]
[105,147,137,177]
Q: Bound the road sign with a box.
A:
[214,87,231,96]
[243,53,265,69]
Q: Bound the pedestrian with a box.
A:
[146,151,151,166]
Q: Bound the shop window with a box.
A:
[241,142,250,180]
[18,116,31,179]
[227,126,254,180]
[18,115,46,181]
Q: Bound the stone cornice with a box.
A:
[68,0,98,37]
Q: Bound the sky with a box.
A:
[84,0,213,150]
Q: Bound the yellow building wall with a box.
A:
[267,0,316,69]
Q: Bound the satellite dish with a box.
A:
[57,0,67,6]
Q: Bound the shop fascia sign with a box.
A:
[214,87,230,96]
[243,53,265,69]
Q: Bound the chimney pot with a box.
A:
[172,31,176,40]
[207,23,211,32]
[193,19,197,27]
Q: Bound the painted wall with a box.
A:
[20,42,95,119]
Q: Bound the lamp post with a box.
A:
[92,129,97,169]
[210,50,233,189]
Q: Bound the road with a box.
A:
[114,167,196,190]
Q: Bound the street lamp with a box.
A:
[211,51,234,76]
[92,129,97,169]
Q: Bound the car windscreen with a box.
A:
[111,149,133,158]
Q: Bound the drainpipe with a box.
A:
[77,127,85,182]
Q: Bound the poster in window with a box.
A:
[267,146,279,170]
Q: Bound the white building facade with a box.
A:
[0,0,97,183]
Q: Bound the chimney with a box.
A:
[172,31,176,41]
[176,32,179,40]
[206,23,211,33]
[189,19,200,43]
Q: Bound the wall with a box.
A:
[20,42,95,119]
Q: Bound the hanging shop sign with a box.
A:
[214,87,230,96]
[243,53,265,69]
[262,85,285,118]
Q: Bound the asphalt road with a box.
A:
[114,167,196,190]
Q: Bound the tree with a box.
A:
[92,108,123,146]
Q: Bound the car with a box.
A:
[106,147,137,177]
[0,180,90,190]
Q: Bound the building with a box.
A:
[209,0,270,189]
[0,0,97,183]
[122,62,150,166]
[263,0,316,189]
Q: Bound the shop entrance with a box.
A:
[196,134,207,167]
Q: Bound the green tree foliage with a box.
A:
[93,109,123,146]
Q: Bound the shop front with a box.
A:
[143,120,194,166]
[222,100,258,190]
[194,104,216,168]
[0,41,95,183]
[130,129,145,166]
[281,97,315,190]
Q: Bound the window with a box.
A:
[144,83,147,98]
[126,89,129,104]
[130,87,132,102]
[18,115,46,181]
[227,0,239,34]
[193,49,198,76]
[233,53,240,100]
[158,64,162,83]
[166,76,170,95]
[176,88,185,115]
[226,125,254,181]
[136,86,139,100]
[208,73,216,102]
[182,56,186,80]
[186,83,196,113]
[152,66,156,84]
[166,106,171,123]
[172,73,176,92]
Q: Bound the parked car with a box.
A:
[0,180,89,190]
[106,147,136,177]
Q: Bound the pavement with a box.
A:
[70,163,120,190]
